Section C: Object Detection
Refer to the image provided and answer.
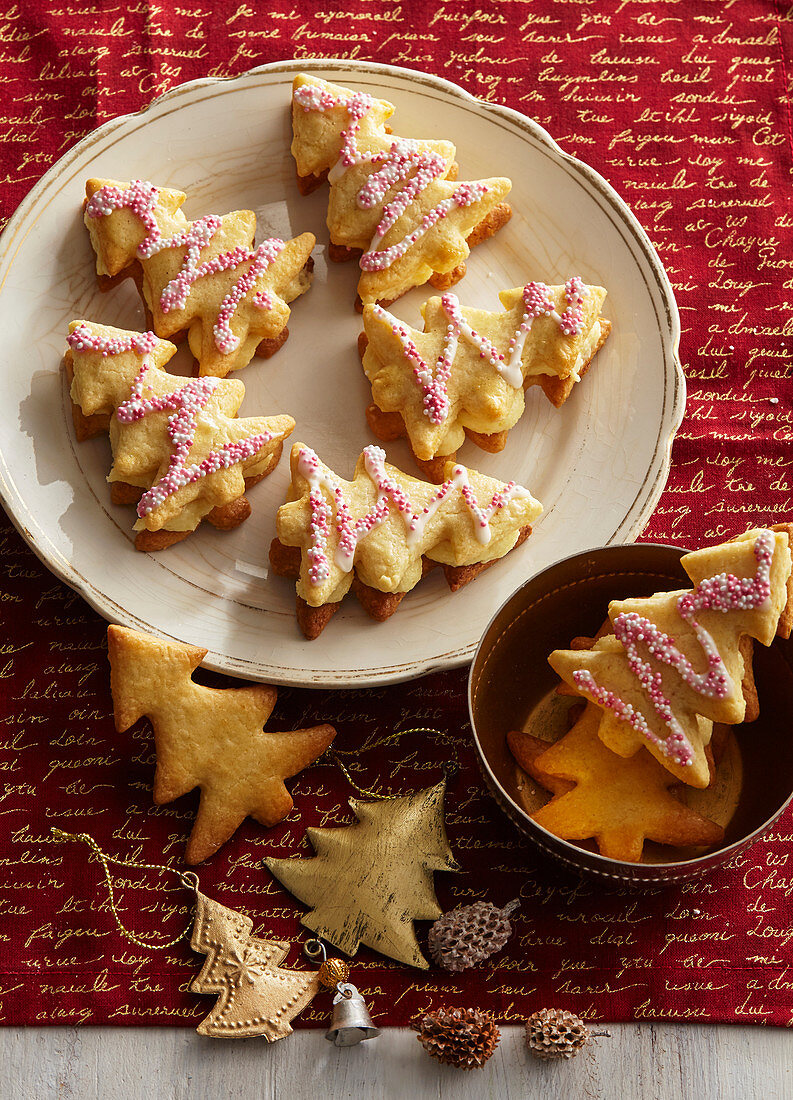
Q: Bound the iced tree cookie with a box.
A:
[361,277,610,479]
[270,442,542,638]
[549,527,793,788]
[65,320,294,550]
[291,73,512,308]
[84,178,315,377]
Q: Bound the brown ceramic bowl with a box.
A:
[468,543,793,885]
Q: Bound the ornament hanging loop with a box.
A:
[326,726,450,800]
[305,939,351,990]
[303,938,327,964]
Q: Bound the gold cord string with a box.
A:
[331,725,456,756]
[324,726,458,800]
[50,828,198,950]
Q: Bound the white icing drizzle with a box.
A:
[293,83,487,273]
[295,444,531,586]
[373,277,589,425]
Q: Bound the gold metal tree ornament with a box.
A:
[190,891,319,1040]
[264,780,459,968]
[50,829,319,1041]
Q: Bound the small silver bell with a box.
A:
[325,982,380,1047]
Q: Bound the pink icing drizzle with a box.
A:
[85,180,161,250]
[67,326,157,359]
[293,84,486,273]
[360,181,487,272]
[374,276,589,426]
[85,181,284,355]
[67,324,273,519]
[211,240,285,353]
[572,530,775,766]
[296,444,529,586]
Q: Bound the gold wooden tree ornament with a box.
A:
[264,781,459,969]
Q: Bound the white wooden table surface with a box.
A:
[4,1023,790,1098]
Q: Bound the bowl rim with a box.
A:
[467,540,793,876]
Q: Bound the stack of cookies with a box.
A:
[508,526,793,862]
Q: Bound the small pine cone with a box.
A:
[413,1006,500,1070]
[526,1008,590,1060]
[428,899,518,972]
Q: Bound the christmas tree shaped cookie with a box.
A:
[108,626,336,863]
[190,889,319,1039]
[291,73,512,306]
[84,178,315,377]
[270,442,542,638]
[361,277,611,478]
[66,320,294,550]
[507,706,724,862]
[265,782,458,968]
[549,528,793,788]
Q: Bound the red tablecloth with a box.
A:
[2,0,793,1028]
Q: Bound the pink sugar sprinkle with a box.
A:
[74,326,272,519]
[87,181,286,359]
[573,530,775,765]
[213,239,284,353]
[360,183,488,272]
[68,324,157,358]
[85,179,160,252]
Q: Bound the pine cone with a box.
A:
[413,1006,500,1069]
[428,899,518,972]
[526,1008,590,1060]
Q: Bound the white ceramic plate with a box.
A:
[0,59,684,686]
